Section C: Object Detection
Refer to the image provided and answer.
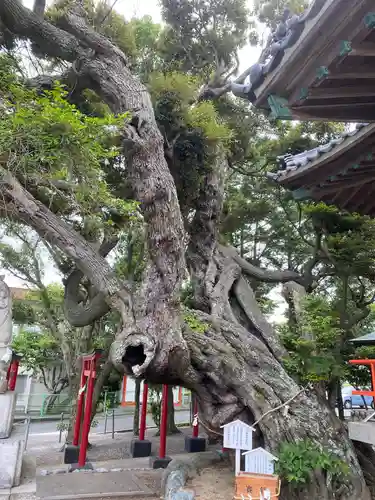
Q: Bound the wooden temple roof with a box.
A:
[349,332,375,346]
[267,123,375,215]
[242,0,375,122]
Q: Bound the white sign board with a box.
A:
[221,420,254,451]
[243,447,278,475]
[261,489,271,500]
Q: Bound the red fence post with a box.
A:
[139,383,148,441]
[192,397,199,438]
[73,360,87,447]
[78,357,96,467]
[159,384,168,459]
[7,355,21,391]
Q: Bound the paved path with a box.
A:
[29,410,191,435]
[37,470,157,499]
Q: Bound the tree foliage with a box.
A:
[276,439,349,487]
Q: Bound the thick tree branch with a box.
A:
[220,244,307,285]
[40,366,53,392]
[346,307,371,330]
[33,0,46,18]
[0,167,132,317]
[0,0,84,61]
[186,151,227,311]
[234,276,286,361]
[64,269,110,327]
[55,3,126,61]
[210,260,240,322]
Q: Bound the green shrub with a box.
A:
[276,439,349,486]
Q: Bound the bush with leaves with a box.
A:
[276,439,349,487]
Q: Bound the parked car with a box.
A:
[342,393,374,409]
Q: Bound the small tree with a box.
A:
[12,328,68,395]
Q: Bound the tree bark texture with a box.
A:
[281,281,310,338]
[0,3,372,498]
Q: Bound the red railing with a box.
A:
[349,359,375,403]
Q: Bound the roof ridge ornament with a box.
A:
[339,40,352,57]
[316,66,329,80]
[230,0,328,102]
[364,13,375,29]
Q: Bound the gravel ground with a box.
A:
[134,470,163,496]
[186,464,235,500]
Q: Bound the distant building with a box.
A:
[120,376,191,408]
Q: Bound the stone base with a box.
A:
[348,421,375,445]
[149,456,172,469]
[64,445,80,464]
[184,436,206,453]
[0,392,17,439]
[0,440,23,489]
[131,439,152,458]
[69,462,93,472]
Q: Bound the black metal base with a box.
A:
[64,445,80,464]
[68,462,93,472]
[131,439,152,458]
[149,456,172,469]
[184,436,207,453]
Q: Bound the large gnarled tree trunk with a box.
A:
[0,2,372,498]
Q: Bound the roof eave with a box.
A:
[252,0,359,113]
[273,123,375,186]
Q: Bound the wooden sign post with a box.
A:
[243,447,278,475]
[220,420,255,475]
[234,447,280,499]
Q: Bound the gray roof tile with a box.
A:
[350,332,375,345]
[267,123,370,182]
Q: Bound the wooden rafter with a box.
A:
[311,173,375,196]
[348,182,374,212]
[307,88,375,99]
[360,192,375,215]
[331,183,364,206]
[348,42,375,57]
[327,73,375,80]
